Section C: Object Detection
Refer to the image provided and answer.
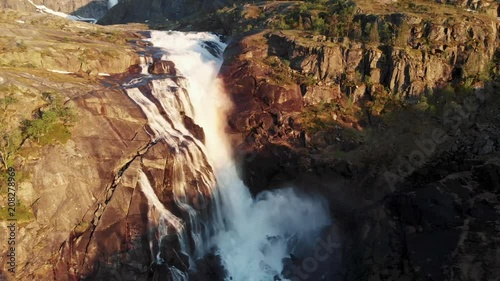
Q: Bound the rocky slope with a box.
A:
[1,0,499,280]
[0,9,223,281]
[0,9,175,280]
[98,0,225,24]
[220,1,500,191]
[216,1,500,281]
[221,33,500,281]
[1,0,109,19]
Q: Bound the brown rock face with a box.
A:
[148,60,176,75]
[0,12,156,281]
[435,0,499,16]
[221,8,499,192]
[98,0,247,24]
[220,32,307,193]
[219,10,500,281]
[1,0,109,19]
[267,19,497,98]
[9,82,157,281]
[0,14,216,280]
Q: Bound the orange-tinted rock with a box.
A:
[149,60,176,75]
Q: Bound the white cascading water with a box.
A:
[124,31,331,281]
[139,55,152,75]
[108,0,118,8]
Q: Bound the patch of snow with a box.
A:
[16,20,25,24]
[47,69,73,74]
[26,0,97,23]
[108,0,118,8]
[98,73,111,76]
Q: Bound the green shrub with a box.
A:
[0,89,22,170]
[16,40,27,52]
[365,22,380,44]
[0,200,34,223]
[312,16,328,34]
[22,92,75,145]
[395,22,411,46]
[300,102,339,133]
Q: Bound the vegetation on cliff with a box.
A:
[0,11,144,269]
[219,0,499,194]
[216,0,499,144]
[0,9,140,172]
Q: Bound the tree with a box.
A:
[395,21,410,46]
[21,92,75,144]
[368,22,380,44]
[0,93,21,170]
[0,130,22,170]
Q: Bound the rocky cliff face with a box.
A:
[221,9,499,191]
[1,0,109,19]
[98,0,238,24]
[0,10,224,280]
[435,0,499,16]
[0,10,168,280]
[338,154,500,281]
[218,2,500,281]
[221,30,500,281]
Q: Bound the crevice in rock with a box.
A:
[73,139,158,270]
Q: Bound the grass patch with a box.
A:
[0,201,34,223]
[263,55,294,85]
[300,102,340,133]
[21,92,76,145]
[0,88,76,171]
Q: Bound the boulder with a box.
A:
[149,60,176,75]
[159,235,190,272]
[190,253,227,281]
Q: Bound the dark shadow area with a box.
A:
[96,0,260,32]
[70,0,109,20]
[219,18,500,278]
[97,0,207,26]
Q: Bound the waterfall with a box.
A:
[139,55,152,75]
[124,31,331,281]
[108,0,118,8]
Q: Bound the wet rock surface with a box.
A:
[148,60,176,75]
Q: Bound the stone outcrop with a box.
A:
[221,9,499,193]
[148,60,176,75]
[0,9,139,75]
[98,0,239,24]
[219,6,500,281]
[435,0,499,16]
[0,11,163,281]
[268,14,498,98]
[1,0,109,19]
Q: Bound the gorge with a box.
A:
[122,31,331,280]
[0,0,500,281]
